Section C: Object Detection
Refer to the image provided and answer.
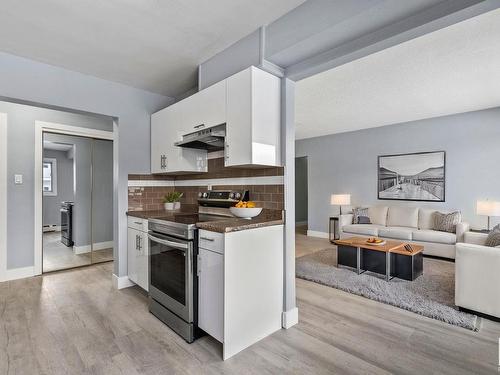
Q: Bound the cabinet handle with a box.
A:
[200,237,215,242]
[134,221,142,225]
[138,236,142,251]
[225,143,229,160]
[135,234,139,250]
[194,124,205,130]
[197,255,201,276]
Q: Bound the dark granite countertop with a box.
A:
[126,207,284,233]
[195,209,284,233]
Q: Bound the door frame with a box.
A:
[0,113,7,281]
[34,121,114,275]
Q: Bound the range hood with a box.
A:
[174,124,226,152]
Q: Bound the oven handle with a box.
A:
[148,234,188,250]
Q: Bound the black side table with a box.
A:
[329,216,340,242]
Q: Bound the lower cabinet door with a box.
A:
[198,248,223,342]
[136,231,149,291]
[127,228,139,285]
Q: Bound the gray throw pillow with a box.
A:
[485,225,500,247]
[352,207,369,224]
[434,211,461,233]
[357,216,371,224]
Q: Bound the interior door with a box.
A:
[42,133,92,272]
[91,139,114,264]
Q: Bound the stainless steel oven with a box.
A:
[148,219,198,343]
[146,190,248,343]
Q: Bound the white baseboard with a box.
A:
[112,274,136,289]
[282,307,299,329]
[74,241,114,255]
[0,266,35,282]
[307,230,329,239]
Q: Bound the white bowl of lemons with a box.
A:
[229,201,262,219]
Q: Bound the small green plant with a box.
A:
[162,191,183,203]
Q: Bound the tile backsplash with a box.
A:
[128,157,284,211]
[128,186,174,211]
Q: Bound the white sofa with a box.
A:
[455,232,500,319]
[339,206,469,259]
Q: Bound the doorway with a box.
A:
[41,132,113,273]
[295,156,308,235]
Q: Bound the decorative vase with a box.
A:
[164,202,175,210]
[174,202,181,210]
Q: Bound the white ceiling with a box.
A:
[295,8,500,140]
[44,141,73,152]
[0,0,304,97]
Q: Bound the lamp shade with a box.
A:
[476,200,500,217]
[331,194,351,206]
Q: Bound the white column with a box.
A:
[281,78,298,328]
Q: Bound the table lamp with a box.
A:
[331,194,351,215]
[476,200,500,230]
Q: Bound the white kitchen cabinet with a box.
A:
[197,247,224,343]
[197,225,284,360]
[225,66,281,167]
[151,103,207,174]
[127,217,149,291]
[151,66,281,173]
[183,80,226,132]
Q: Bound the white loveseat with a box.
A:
[339,206,469,259]
[455,232,500,319]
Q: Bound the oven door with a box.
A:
[148,232,194,323]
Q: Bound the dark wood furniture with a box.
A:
[334,237,424,281]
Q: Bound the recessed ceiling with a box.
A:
[0,0,304,97]
[295,8,500,140]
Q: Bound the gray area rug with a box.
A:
[296,248,479,331]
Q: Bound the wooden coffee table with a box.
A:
[334,236,424,281]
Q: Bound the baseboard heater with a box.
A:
[43,224,59,233]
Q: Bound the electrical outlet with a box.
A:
[14,174,23,184]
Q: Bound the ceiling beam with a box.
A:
[285,0,500,82]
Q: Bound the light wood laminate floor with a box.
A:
[0,233,498,374]
[43,231,113,272]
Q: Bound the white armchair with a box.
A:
[455,232,500,319]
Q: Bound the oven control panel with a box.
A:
[198,190,249,207]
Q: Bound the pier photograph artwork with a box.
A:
[378,151,445,202]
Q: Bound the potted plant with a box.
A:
[162,191,183,210]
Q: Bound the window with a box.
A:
[43,158,57,196]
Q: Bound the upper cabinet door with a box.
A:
[225,68,252,167]
[182,80,226,133]
[198,80,226,129]
[225,67,281,167]
[151,103,207,174]
[151,106,174,174]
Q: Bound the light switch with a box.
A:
[14,174,23,184]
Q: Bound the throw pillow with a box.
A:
[485,225,500,247]
[357,216,371,224]
[434,211,461,233]
[352,207,369,224]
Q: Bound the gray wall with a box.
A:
[295,156,308,223]
[42,149,74,226]
[0,51,172,274]
[296,107,500,233]
[1,100,112,268]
